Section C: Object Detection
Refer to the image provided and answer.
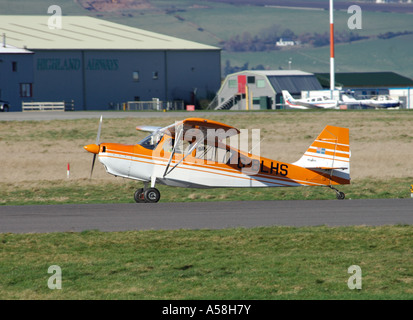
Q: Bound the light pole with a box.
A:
[330,0,335,98]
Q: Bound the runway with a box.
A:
[0,111,239,121]
[0,199,412,234]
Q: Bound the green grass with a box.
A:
[0,0,86,15]
[1,177,412,206]
[222,33,413,77]
[1,225,412,299]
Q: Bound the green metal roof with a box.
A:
[0,15,219,51]
[316,72,413,88]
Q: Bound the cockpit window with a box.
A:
[138,132,164,150]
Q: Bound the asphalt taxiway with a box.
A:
[0,111,235,121]
[0,199,412,234]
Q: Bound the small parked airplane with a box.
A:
[84,117,350,203]
[282,90,339,109]
[341,94,401,109]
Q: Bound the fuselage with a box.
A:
[96,135,349,189]
[285,97,338,109]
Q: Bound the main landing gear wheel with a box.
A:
[134,187,161,203]
[134,188,145,203]
[144,188,161,203]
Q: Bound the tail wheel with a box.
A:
[144,188,161,203]
[336,191,346,200]
[134,188,145,203]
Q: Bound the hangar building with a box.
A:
[0,43,34,110]
[0,15,221,111]
[213,70,322,110]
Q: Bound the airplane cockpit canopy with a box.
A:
[138,131,164,150]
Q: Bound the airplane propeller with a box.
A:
[84,115,103,179]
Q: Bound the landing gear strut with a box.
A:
[134,187,161,203]
[329,186,345,200]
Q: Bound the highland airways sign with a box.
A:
[37,58,119,71]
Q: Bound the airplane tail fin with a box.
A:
[341,94,357,102]
[282,90,294,103]
[293,125,350,184]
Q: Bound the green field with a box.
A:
[1,226,413,299]
[1,177,412,206]
[223,33,413,75]
[2,110,413,205]
[1,110,413,300]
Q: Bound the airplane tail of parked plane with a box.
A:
[340,94,358,103]
[282,90,295,103]
[281,90,308,109]
[293,125,350,184]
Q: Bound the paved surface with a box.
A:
[0,111,241,121]
[0,199,412,234]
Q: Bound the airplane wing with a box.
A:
[159,117,240,140]
[296,102,323,109]
[285,100,323,109]
[136,125,163,133]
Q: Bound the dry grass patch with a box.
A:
[1,111,413,186]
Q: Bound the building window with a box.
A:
[257,79,266,88]
[20,83,32,97]
[152,71,158,80]
[228,80,237,88]
[12,61,17,72]
[132,71,139,82]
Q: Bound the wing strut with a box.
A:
[163,124,184,177]
[163,129,215,177]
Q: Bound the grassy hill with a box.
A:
[223,33,413,76]
[0,0,412,78]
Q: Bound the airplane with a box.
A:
[282,90,339,109]
[340,93,401,109]
[84,117,350,203]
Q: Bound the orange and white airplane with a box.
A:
[84,117,350,203]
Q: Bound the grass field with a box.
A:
[1,226,412,299]
[1,110,413,300]
[109,4,413,77]
[1,110,413,205]
[222,33,413,75]
[1,177,412,206]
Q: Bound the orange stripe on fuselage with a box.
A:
[99,142,349,186]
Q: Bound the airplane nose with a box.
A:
[84,144,100,154]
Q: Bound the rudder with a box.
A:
[293,125,350,183]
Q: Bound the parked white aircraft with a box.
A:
[341,94,401,109]
[282,90,339,109]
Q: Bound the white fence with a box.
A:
[124,100,185,111]
[22,101,74,112]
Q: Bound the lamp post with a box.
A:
[330,0,335,99]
